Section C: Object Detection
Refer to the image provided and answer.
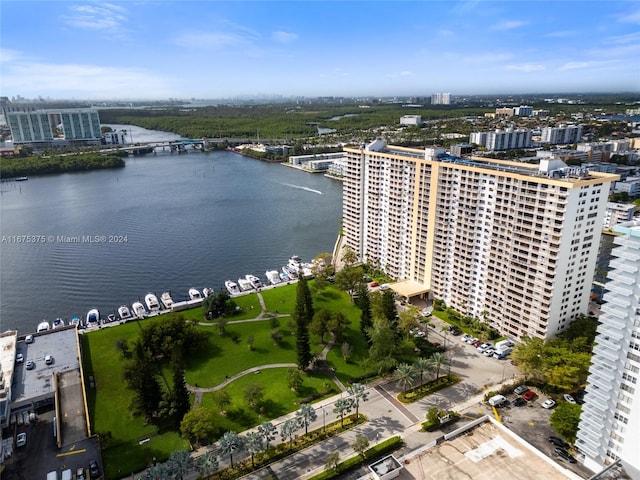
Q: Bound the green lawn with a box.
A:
[198,368,335,433]
[82,284,371,479]
[80,318,190,479]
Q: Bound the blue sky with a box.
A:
[1,1,639,100]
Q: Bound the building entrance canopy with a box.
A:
[389,280,430,298]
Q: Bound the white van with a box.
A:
[61,469,72,480]
[47,472,58,480]
[488,394,507,407]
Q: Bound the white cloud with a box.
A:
[557,61,591,71]
[614,7,640,25]
[505,63,545,72]
[172,32,251,50]
[543,30,577,38]
[61,3,128,32]
[272,31,298,43]
[2,61,176,98]
[490,20,527,31]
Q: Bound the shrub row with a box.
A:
[398,375,460,403]
[306,436,403,480]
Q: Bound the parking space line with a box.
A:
[56,449,86,457]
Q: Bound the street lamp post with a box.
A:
[322,406,326,434]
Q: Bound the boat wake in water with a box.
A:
[280,182,323,195]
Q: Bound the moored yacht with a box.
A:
[188,288,202,300]
[132,302,146,319]
[37,320,51,333]
[52,318,65,328]
[280,272,290,282]
[145,293,160,311]
[87,309,100,324]
[282,265,298,279]
[266,270,281,285]
[118,305,133,320]
[160,292,174,310]
[225,280,240,295]
[246,274,262,289]
[238,277,252,291]
[202,287,214,297]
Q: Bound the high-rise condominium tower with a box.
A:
[342,140,618,340]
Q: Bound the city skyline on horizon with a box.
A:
[1,1,639,100]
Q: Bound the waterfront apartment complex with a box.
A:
[470,128,532,151]
[541,124,583,145]
[1,101,102,146]
[576,221,640,475]
[342,140,618,340]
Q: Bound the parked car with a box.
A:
[449,326,462,335]
[77,467,87,480]
[488,394,508,407]
[379,283,390,291]
[461,334,473,342]
[477,343,492,353]
[523,390,537,401]
[16,353,24,364]
[45,354,54,365]
[26,359,35,370]
[25,334,34,344]
[369,282,379,288]
[563,394,576,404]
[472,340,483,348]
[549,436,570,449]
[16,432,26,447]
[554,447,577,463]
[541,399,557,409]
[89,459,101,479]
[483,348,496,357]
[514,385,530,395]
[512,397,527,407]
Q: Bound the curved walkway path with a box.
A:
[188,291,346,404]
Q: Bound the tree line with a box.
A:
[0,152,125,178]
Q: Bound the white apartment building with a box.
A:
[541,124,583,145]
[486,128,532,151]
[431,93,451,105]
[514,105,533,116]
[575,220,640,474]
[604,203,636,229]
[342,140,618,340]
[400,115,423,126]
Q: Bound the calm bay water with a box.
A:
[0,126,343,335]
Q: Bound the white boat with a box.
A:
[246,274,262,289]
[70,317,81,327]
[145,293,160,311]
[238,277,253,291]
[107,313,116,323]
[189,288,202,300]
[301,266,314,279]
[280,272,290,282]
[37,320,50,332]
[266,270,281,285]
[52,318,64,328]
[202,287,214,297]
[132,302,146,318]
[225,280,240,295]
[160,292,174,310]
[282,265,298,279]
[87,309,100,324]
[118,305,133,320]
[287,255,303,273]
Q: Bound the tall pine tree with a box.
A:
[294,277,313,369]
[355,284,373,346]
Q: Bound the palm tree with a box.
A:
[295,404,317,435]
[333,397,354,427]
[244,431,264,468]
[280,418,300,448]
[220,431,243,468]
[413,357,435,386]
[195,451,218,477]
[431,351,448,379]
[347,383,369,419]
[167,450,193,480]
[257,421,277,448]
[393,363,417,393]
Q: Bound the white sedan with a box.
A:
[563,394,576,404]
[16,432,26,447]
[541,399,556,409]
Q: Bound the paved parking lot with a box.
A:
[2,409,103,480]
[493,387,593,478]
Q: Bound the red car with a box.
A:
[369,282,379,288]
[523,390,537,401]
